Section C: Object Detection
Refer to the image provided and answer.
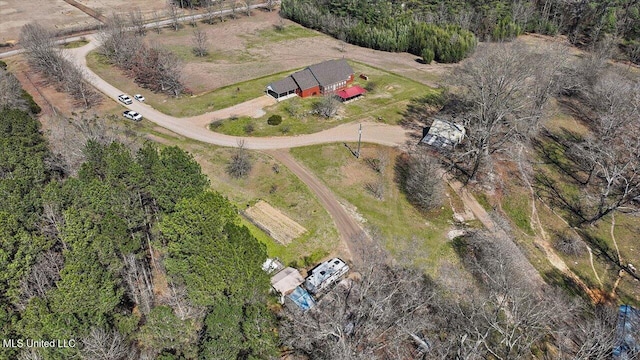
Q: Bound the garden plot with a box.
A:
[243,200,307,245]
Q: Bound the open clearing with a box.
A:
[86,10,449,118]
[211,61,440,136]
[243,200,307,245]
[0,0,166,45]
[290,143,459,276]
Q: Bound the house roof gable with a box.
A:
[308,59,353,87]
[291,68,319,91]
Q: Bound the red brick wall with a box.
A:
[299,86,321,98]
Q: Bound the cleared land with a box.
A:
[290,143,460,276]
[0,0,167,45]
[212,61,440,136]
[86,10,448,118]
[243,200,307,245]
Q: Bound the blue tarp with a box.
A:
[614,305,640,359]
[288,286,315,311]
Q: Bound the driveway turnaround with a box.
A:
[67,36,412,150]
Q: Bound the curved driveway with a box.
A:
[67,36,411,150]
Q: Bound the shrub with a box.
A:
[267,114,282,126]
[244,123,255,134]
[21,90,41,114]
[421,47,435,64]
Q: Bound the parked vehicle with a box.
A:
[118,94,133,105]
[134,94,145,102]
[123,110,142,122]
[304,258,349,294]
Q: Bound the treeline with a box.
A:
[99,14,185,96]
[20,24,101,108]
[282,0,640,63]
[404,0,640,62]
[0,105,276,358]
[0,60,41,114]
[280,0,477,63]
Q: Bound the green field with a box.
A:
[290,143,457,275]
[86,51,300,118]
[213,61,440,136]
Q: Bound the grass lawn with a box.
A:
[61,39,89,49]
[131,120,339,266]
[87,51,300,118]
[242,24,320,46]
[212,61,440,136]
[290,143,458,276]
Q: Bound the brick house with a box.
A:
[266,59,355,100]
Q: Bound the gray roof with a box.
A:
[267,76,298,94]
[308,59,354,87]
[291,68,319,91]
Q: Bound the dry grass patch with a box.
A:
[243,200,307,245]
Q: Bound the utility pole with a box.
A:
[356,123,362,159]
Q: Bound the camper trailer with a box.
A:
[304,258,349,295]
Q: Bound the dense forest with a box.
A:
[0,106,277,359]
[280,0,477,63]
[279,0,640,63]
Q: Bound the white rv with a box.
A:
[304,258,349,295]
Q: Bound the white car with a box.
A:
[123,110,142,122]
[134,94,145,102]
[118,94,133,105]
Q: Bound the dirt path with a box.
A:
[62,0,107,23]
[265,149,373,265]
[516,147,603,303]
[446,176,546,289]
[609,213,625,298]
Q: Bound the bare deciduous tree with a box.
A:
[280,245,437,359]
[226,140,252,178]
[313,95,340,118]
[244,0,253,16]
[17,349,43,360]
[203,0,217,24]
[266,0,277,12]
[0,68,27,110]
[99,13,143,70]
[546,69,640,224]
[395,150,444,211]
[17,250,63,309]
[151,10,162,34]
[128,8,146,36]
[448,41,568,181]
[364,178,384,200]
[230,0,239,19]
[21,23,101,108]
[191,27,208,57]
[122,253,154,315]
[81,328,131,360]
[217,0,227,21]
[365,150,389,174]
[165,281,206,321]
[166,0,180,31]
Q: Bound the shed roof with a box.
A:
[291,68,319,91]
[308,59,354,87]
[267,76,298,94]
[271,267,304,295]
[336,85,366,100]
